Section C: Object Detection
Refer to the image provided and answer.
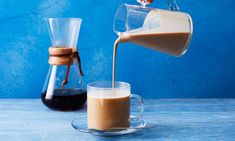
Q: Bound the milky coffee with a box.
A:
[87,89,130,131]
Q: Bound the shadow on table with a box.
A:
[92,124,186,140]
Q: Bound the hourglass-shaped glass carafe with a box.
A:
[41,18,86,111]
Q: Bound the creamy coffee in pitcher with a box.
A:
[120,32,190,56]
[112,32,191,85]
[112,9,192,85]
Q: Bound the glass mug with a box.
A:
[87,81,144,131]
[113,1,193,56]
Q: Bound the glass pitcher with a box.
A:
[41,18,87,111]
[113,0,193,56]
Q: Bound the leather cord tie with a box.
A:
[48,47,83,89]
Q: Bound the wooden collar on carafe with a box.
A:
[48,47,74,65]
[48,46,84,88]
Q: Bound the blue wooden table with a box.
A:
[0,99,235,141]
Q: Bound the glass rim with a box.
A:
[113,3,154,34]
[46,18,82,21]
[87,81,130,90]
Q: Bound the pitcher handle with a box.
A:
[165,0,180,11]
[137,0,180,11]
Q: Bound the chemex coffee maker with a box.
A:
[41,18,86,111]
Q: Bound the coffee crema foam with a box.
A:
[88,89,130,99]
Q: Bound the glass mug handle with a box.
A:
[130,94,144,121]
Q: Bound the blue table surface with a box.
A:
[0,99,235,141]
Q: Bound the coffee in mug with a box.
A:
[87,81,143,131]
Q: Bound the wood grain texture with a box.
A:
[0,99,235,141]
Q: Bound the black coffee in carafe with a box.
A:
[41,89,86,111]
[41,18,86,111]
